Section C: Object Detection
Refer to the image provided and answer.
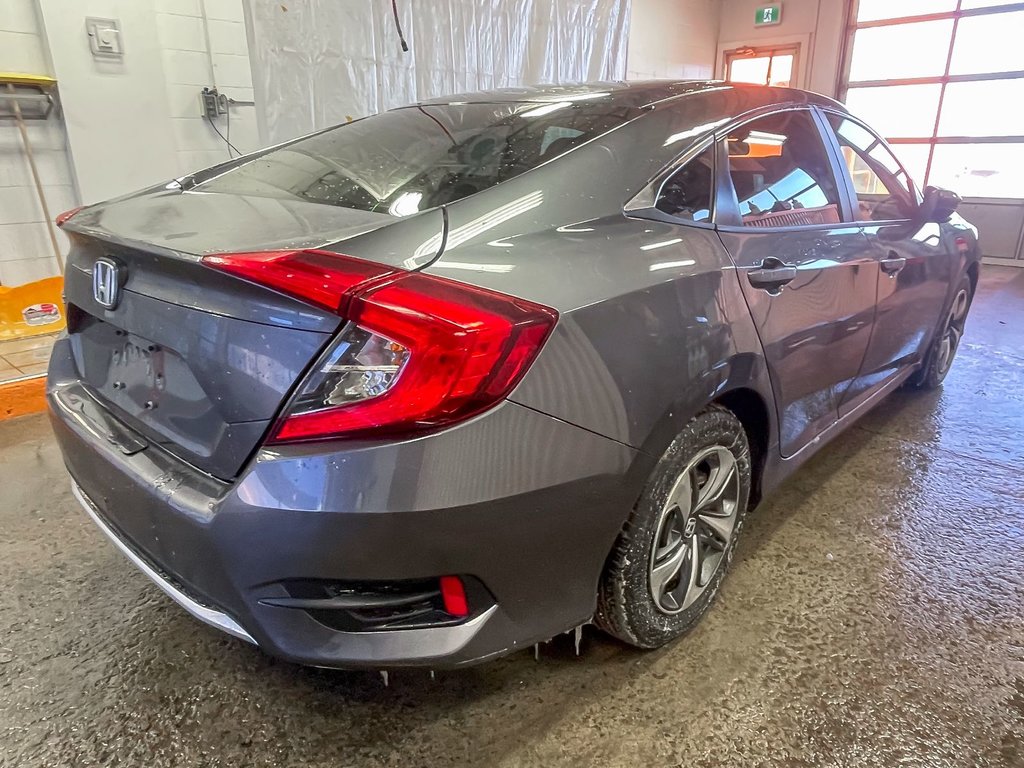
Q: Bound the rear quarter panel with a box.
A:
[506,220,775,462]
[424,207,775,467]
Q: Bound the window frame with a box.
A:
[624,136,719,230]
[649,142,717,225]
[838,0,1024,199]
[712,106,858,233]
[724,44,801,87]
[818,107,924,226]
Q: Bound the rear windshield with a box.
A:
[196,101,637,216]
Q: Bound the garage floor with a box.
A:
[2,267,1022,767]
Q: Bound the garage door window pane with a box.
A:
[939,79,1024,137]
[929,143,1024,197]
[845,84,942,138]
[889,144,931,189]
[848,21,954,81]
[950,11,1024,75]
[856,0,956,21]
[959,0,1024,9]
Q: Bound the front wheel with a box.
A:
[596,406,751,649]
[906,274,973,390]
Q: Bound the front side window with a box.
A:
[827,114,916,222]
[724,110,842,228]
[655,145,714,222]
[196,101,639,216]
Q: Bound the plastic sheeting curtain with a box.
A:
[246,0,631,144]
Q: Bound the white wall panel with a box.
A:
[0,0,75,285]
[156,12,208,51]
[151,1,258,167]
[247,0,631,145]
[156,0,202,15]
[207,19,248,55]
[0,30,48,73]
[627,0,719,80]
[959,200,1024,262]
[37,0,182,202]
[204,0,244,22]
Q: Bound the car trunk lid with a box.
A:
[61,190,445,479]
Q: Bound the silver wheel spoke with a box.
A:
[951,289,969,323]
[666,473,693,514]
[681,535,701,609]
[650,538,687,601]
[938,292,967,374]
[698,512,733,544]
[694,448,736,511]
[698,548,724,589]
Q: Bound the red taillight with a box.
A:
[201,249,558,442]
[55,206,84,227]
[439,576,469,617]
[202,250,396,314]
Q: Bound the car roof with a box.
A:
[414,80,846,112]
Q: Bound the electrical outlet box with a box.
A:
[200,87,228,118]
[86,17,123,58]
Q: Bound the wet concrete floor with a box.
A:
[1,267,1022,767]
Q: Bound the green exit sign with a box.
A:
[755,4,782,25]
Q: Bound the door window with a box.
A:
[827,114,916,222]
[724,111,842,228]
[654,145,714,222]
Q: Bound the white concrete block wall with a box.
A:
[156,0,258,173]
[627,0,720,80]
[3,0,260,286]
[0,0,75,286]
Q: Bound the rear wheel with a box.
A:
[596,406,751,648]
[906,274,972,390]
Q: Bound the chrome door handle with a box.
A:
[748,262,797,292]
[880,254,906,275]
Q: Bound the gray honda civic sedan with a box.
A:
[49,81,979,667]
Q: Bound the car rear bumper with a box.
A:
[49,339,643,668]
[72,477,500,663]
[71,480,257,644]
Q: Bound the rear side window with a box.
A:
[655,146,714,222]
[196,102,638,216]
[827,114,917,221]
[725,110,842,228]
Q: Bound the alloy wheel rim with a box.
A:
[648,445,740,614]
[937,288,969,376]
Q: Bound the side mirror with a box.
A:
[919,185,960,223]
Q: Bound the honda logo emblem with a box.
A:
[92,258,121,309]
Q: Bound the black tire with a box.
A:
[596,405,752,649]
[905,273,973,390]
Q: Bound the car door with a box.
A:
[821,111,957,415]
[715,108,877,457]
